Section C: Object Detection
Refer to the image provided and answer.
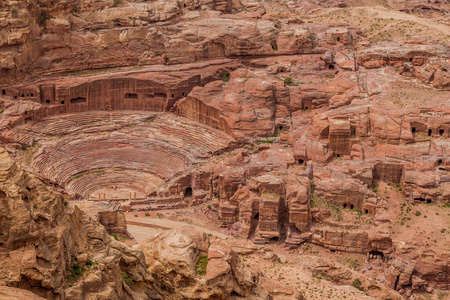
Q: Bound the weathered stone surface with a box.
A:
[138,226,269,299]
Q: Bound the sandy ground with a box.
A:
[124,210,228,243]
[304,6,450,44]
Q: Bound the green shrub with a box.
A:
[415,211,421,216]
[145,212,150,217]
[222,72,230,82]
[121,272,133,286]
[351,278,364,291]
[284,77,293,85]
[196,255,208,276]
[110,233,119,240]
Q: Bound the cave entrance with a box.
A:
[369,250,384,260]
[428,129,432,136]
[412,127,416,133]
[328,64,335,70]
[248,212,260,240]
[350,204,354,209]
[364,209,369,214]
[184,187,193,198]
[438,159,443,165]
[336,37,341,42]
[298,159,304,165]
[270,41,278,51]
[343,204,347,208]
[414,197,426,202]
[439,129,444,136]
[1,89,5,95]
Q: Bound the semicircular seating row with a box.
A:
[24,111,234,197]
[67,171,164,198]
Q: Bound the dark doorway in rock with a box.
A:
[298,159,304,165]
[414,197,426,202]
[427,199,431,204]
[184,3,186,8]
[1,89,5,95]
[184,187,193,198]
[412,127,416,133]
[61,101,65,104]
[438,159,443,165]
[365,209,369,214]
[46,100,51,103]
[329,64,335,70]
[336,154,340,158]
[270,41,277,51]
[21,94,24,97]
[30,93,33,97]
[254,212,259,220]
[70,97,87,104]
[439,129,444,136]
[369,250,384,260]
[304,106,308,110]
[336,37,341,42]
[172,94,175,98]
[125,93,138,100]
[350,204,354,209]
[428,129,432,136]
[343,203,347,208]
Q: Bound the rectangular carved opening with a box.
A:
[154,93,167,99]
[1,89,5,95]
[125,93,138,100]
[70,97,87,104]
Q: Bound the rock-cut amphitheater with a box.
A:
[0,1,449,300]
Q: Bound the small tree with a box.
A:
[284,77,293,85]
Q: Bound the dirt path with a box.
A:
[125,213,228,242]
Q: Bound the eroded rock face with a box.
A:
[0,148,155,299]
[0,0,449,299]
[138,226,269,299]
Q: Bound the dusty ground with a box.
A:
[304,6,450,44]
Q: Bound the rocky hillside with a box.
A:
[0,0,449,299]
[0,148,268,299]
